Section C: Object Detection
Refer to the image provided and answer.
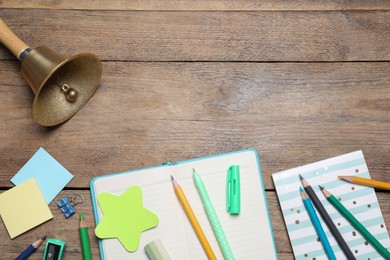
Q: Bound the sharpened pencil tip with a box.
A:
[337,176,354,183]
[171,175,174,180]
[299,186,304,192]
[319,185,325,190]
[41,235,47,241]
[299,174,303,180]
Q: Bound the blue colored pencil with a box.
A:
[300,187,336,260]
[15,235,46,260]
[300,175,356,260]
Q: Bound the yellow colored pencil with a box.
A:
[171,176,217,260]
[338,176,390,191]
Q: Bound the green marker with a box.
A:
[79,213,93,260]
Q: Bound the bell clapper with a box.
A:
[58,76,79,103]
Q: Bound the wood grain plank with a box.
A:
[0,61,388,189]
[1,0,390,11]
[0,190,388,259]
[0,9,389,61]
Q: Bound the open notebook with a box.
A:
[91,150,278,259]
[272,151,390,260]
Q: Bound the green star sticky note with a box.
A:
[95,186,159,252]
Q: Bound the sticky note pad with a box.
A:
[95,186,159,252]
[11,147,73,204]
[0,178,53,239]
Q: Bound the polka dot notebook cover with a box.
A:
[272,150,390,260]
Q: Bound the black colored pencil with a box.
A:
[299,175,356,260]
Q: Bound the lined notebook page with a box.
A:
[92,166,191,259]
[272,151,390,260]
[173,150,277,259]
[92,150,277,259]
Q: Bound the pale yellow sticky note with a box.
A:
[0,178,53,239]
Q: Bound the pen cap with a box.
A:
[226,165,240,214]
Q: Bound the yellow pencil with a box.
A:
[171,176,217,260]
[338,176,390,191]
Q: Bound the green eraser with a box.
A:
[145,239,172,260]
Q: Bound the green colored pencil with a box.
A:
[320,186,390,259]
[79,213,93,260]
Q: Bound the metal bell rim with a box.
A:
[32,52,102,126]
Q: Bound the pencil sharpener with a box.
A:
[43,238,66,260]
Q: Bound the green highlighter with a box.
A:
[226,165,241,215]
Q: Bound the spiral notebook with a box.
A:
[91,150,278,260]
[272,151,390,260]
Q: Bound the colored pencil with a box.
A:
[79,212,93,260]
[300,187,336,260]
[15,235,46,260]
[299,175,356,260]
[320,186,390,259]
[338,175,390,191]
[171,176,217,260]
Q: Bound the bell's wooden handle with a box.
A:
[0,18,29,60]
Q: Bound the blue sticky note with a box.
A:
[11,147,73,204]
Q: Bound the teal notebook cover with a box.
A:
[90,149,278,260]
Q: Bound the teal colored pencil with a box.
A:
[320,186,390,259]
[300,187,336,260]
[193,169,235,260]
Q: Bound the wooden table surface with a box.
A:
[0,1,389,259]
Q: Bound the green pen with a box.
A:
[193,169,235,260]
[79,213,93,260]
[226,165,240,215]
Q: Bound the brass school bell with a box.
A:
[0,19,102,127]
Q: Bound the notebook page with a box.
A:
[92,166,192,259]
[173,150,277,259]
[272,151,390,260]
